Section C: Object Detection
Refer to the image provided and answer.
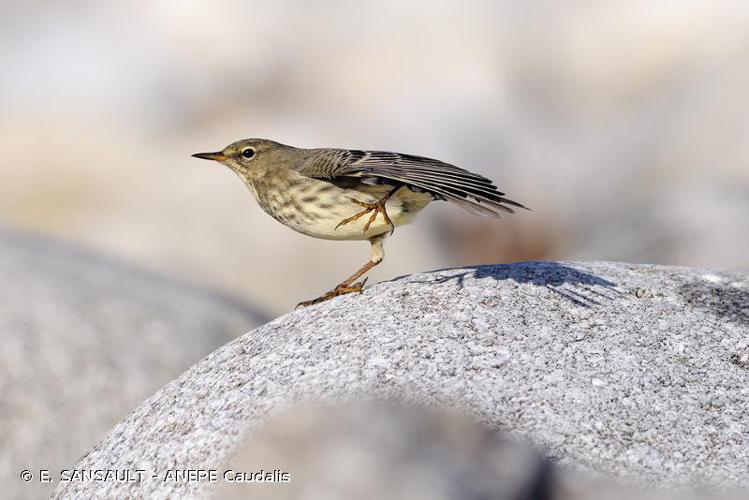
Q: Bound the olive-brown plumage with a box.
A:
[193,138,527,307]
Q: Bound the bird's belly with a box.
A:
[263,183,432,241]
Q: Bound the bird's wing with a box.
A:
[296,149,527,217]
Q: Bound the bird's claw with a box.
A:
[334,197,394,235]
[295,278,368,309]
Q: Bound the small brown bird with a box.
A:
[193,139,527,307]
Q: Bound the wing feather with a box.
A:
[297,149,528,217]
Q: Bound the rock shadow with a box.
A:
[395,262,621,307]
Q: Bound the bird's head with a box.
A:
[192,138,291,176]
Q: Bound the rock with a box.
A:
[53,261,749,499]
[221,402,748,500]
[218,402,552,500]
[0,230,267,500]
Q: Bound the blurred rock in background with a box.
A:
[220,402,552,500]
[224,402,749,500]
[0,230,265,500]
[1,1,748,314]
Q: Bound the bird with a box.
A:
[192,138,528,307]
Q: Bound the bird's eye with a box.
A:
[241,148,255,159]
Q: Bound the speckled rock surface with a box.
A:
[53,261,749,499]
[0,230,266,500]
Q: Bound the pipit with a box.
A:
[193,139,527,307]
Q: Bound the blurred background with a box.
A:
[3,1,749,498]
[2,0,749,314]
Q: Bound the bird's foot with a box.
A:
[296,278,368,309]
[334,197,394,235]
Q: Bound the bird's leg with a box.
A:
[335,185,401,235]
[296,236,386,308]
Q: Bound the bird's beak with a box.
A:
[191,151,228,162]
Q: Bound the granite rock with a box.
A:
[52,261,749,499]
